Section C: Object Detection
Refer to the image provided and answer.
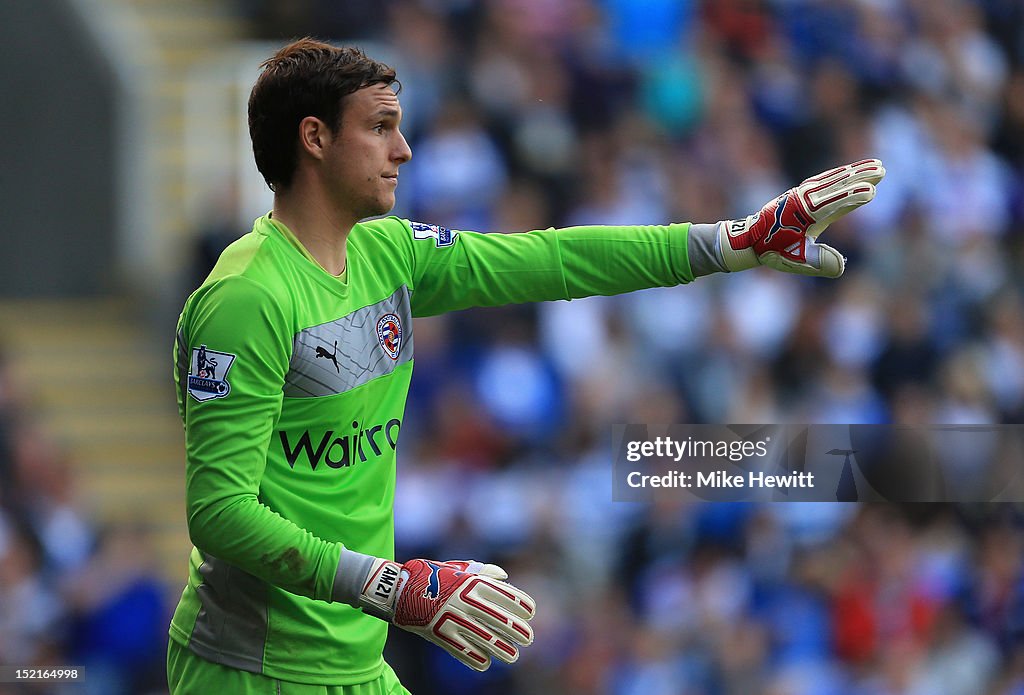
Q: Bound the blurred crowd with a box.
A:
[236,0,1024,430]
[0,350,167,693]
[237,0,1024,693]
[8,0,1024,693]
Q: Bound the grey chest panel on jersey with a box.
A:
[283,285,413,398]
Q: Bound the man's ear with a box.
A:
[298,116,330,160]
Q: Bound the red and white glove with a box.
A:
[358,557,536,671]
[718,159,886,278]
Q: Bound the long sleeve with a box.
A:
[176,275,341,602]
[397,220,694,317]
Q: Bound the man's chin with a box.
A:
[356,202,395,221]
[362,197,396,220]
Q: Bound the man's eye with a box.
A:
[373,124,385,134]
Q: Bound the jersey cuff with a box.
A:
[686,222,729,277]
[333,546,377,606]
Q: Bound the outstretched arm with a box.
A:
[403,219,695,317]
[403,159,885,317]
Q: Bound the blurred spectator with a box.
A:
[10,425,93,575]
[189,182,243,292]
[405,100,508,229]
[0,518,64,667]
[64,523,168,695]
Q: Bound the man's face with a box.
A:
[323,83,412,220]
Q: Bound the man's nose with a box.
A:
[394,131,412,163]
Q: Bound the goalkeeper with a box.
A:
[168,37,885,694]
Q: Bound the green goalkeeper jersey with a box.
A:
[169,213,693,684]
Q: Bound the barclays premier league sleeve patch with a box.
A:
[187,344,236,402]
[409,221,456,248]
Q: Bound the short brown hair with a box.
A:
[248,38,398,192]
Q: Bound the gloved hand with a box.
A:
[356,557,535,671]
[717,158,886,278]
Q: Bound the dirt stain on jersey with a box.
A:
[261,547,303,574]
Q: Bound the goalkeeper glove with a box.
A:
[690,159,886,278]
[335,550,536,671]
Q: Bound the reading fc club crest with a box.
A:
[187,344,236,402]
[376,314,402,360]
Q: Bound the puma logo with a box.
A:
[315,341,340,373]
